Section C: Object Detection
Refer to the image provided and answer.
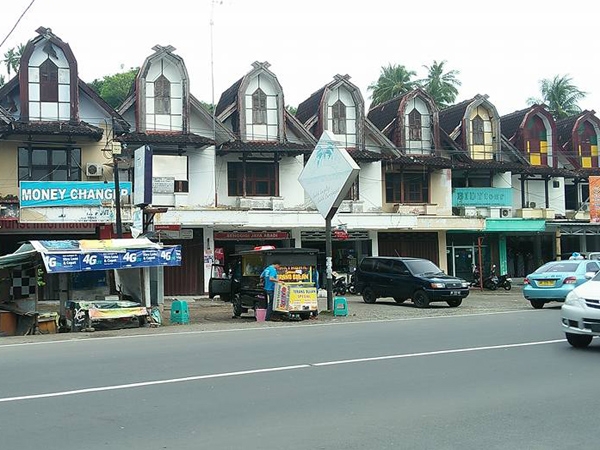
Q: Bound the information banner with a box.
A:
[41,245,182,273]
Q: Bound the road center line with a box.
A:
[0,338,564,404]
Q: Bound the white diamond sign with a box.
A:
[298,131,360,219]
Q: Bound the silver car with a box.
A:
[561,271,600,348]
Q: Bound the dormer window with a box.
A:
[472,115,484,145]
[252,88,267,124]
[408,109,422,140]
[40,59,58,102]
[154,75,171,114]
[332,100,346,134]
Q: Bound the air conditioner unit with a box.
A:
[580,202,589,211]
[500,208,511,218]
[527,201,537,208]
[86,163,104,177]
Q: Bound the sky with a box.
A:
[1,0,598,117]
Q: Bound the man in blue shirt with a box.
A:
[260,261,281,321]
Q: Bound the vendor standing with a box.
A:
[260,261,281,321]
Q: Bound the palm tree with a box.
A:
[527,74,586,120]
[419,60,461,108]
[3,47,19,77]
[368,64,417,107]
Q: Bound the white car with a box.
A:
[561,271,600,348]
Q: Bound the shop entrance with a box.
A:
[447,246,476,280]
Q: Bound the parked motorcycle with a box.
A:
[471,264,505,290]
[497,273,512,290]
[482,264,499,290]
[347,271,359,295]
[332,272,348,295]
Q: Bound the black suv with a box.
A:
[354,256,470,308]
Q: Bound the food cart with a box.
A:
[209,247,319,320]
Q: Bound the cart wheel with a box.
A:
[232,295,243,317]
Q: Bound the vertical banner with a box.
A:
[590,176,600,222]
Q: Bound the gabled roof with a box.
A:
[500,106,531,141]
[438,97,473,134]
[118,132,213,147]
[0,120,104,139]
[215,77,243,118]
[295,86,325,125]
[366,93,408,133]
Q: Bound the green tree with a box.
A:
[286,105,297,115]
[418,60,461,108]
[199,101,215,115]
[89,68,139,109]
[527,74,586,120]
[0,74,5,88]
[3,47,19,76]
[368,64,417,107]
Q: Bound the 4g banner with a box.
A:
[41,246,182,273]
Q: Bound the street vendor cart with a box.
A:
[209,247,319,320]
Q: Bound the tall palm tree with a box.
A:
[419,60,461,108]
[527,75,586,120]
[368,64,417,107]
[2,47,21,77]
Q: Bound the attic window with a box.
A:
[252,88,267,124]
[472,115,484,145]
[155,75,171,115]
[408,109,422,140]
[332,100,346,134]
[39,59,58,102]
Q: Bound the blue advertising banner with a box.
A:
[20,181,132,208]
[452,188,513,207]
[41,245,182,273]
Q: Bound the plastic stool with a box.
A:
[170,300,190,324]
[333,297,348,316]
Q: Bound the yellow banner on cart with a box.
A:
[274,283,318,312]
[88,307,148,319]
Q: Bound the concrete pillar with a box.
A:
[203,227,215,292]
[291,228,302,248]
[498,235,507,275]
[437,231,448,272]
[579,234,587,253]
[369,230,379,256]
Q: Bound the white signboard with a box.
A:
[134,145,152,206]
[153,177,175,194]
[19,206,133,224]
[298,130,360,219]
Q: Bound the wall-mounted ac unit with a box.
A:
[527,201,537,208]
[86,163,104,177]
[580,202,589,211]
[500,208,511,218]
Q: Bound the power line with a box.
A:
[0,0,36,50]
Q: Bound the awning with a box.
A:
[0,243,38,270]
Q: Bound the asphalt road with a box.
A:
[1,305,597,450]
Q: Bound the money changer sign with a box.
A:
[20,181,132,208]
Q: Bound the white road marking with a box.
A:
[0,309,532,349]
[0,338,565,404]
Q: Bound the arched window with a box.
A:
[155,75,171,115]
[408,109,422,140]
[332,100,346,134]
[578,121,599,168]
[40,59,58,102]
[472,115,484,145]
[252,88,267,124]
[524,115,548,165]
